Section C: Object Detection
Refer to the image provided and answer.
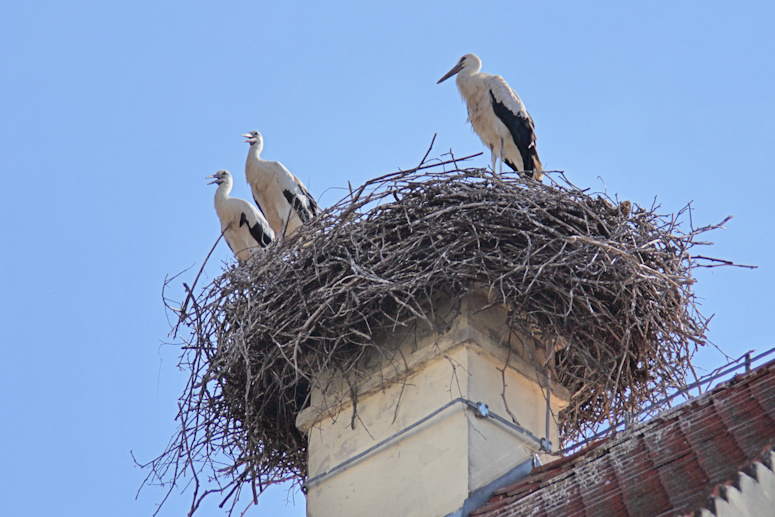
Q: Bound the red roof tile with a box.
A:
[471,359,775,517]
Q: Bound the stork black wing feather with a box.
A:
[283,190,314,223]
[240,212,272,247]
[299,184,319,215]
[489,90,537,172]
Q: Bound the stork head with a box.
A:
[206,169,232,186]
[437,53,482,84]
[242,130,263,147]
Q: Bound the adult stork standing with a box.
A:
[243,130,318,236]
[437,53,544,181]
[207,170,274,261]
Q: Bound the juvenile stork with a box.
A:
[243,130,318,236]
[437,53,543,181]
[207,170,274,261]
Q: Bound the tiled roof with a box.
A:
[472,359,775,517]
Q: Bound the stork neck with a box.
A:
[248,142,264,162]
[214,180,233,201]
[456,72,479,98]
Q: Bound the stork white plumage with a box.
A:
[243,130,318,236]
[437,53,543,181]
[207,170,275,261]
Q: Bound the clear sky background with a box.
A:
[2,2,774,516]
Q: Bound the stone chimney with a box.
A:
[296,289,570,517]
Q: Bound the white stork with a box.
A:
[243,130,318,236]
[437,53,544,181]
[207,170,275,261]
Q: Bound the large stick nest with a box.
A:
[147,156,728,514]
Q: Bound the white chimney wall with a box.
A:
[296,291,570,517]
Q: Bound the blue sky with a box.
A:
[1,2,773,516]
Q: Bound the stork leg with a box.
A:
[499,138,504,175]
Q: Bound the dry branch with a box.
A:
[143,156,736,515]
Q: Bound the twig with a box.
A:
[142,154,740,515]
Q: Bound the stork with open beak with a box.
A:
[207,169,274,261]
[243,130,318,237]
